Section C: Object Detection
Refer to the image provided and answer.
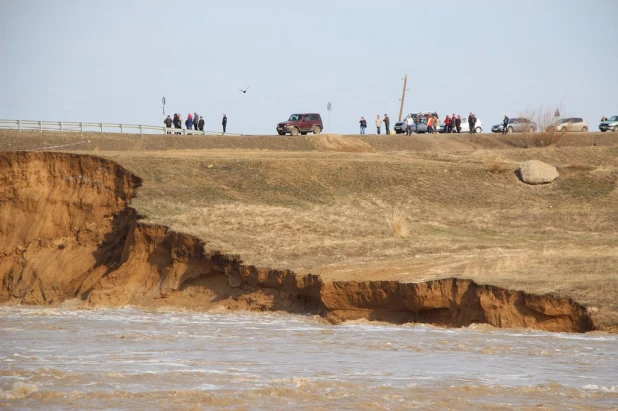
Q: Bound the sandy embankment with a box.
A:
[0,151,594,332]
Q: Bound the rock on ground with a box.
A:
[519,160,559,184]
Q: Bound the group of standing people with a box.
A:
[436,113,477,134]
[404,113,454,135]
[164,113,228,134]
[359,112,477,136]
[360,114,391,135]
[442,114,461,134]
[402,112,476,135]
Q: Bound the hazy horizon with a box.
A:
[1,0,616,134]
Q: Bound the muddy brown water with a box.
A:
[1,307,616,410]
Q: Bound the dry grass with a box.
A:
[1,130,618,329]
[386,205,409,238]
[532,131,565,147]
[485,161,510,174]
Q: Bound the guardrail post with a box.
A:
[60,122,63,132]
[120,124,124,133]
[139,125,143,134]
[100,123,103,133]
[18,120,22,131]
[80,122,84,133]
[39,121,42,131]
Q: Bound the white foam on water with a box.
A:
[582,384,617,392]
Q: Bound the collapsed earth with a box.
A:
[1,130,617,333]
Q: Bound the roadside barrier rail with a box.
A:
[0,119,239,136]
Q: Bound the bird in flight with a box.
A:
[239,86,250,94]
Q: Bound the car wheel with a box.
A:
[581,126,588,132]
[507,126,514,133]
[291,127,299,136]
[561,127,567,132]
[527,126,534,133]
[313,125,321,135]
[475,127,482,134]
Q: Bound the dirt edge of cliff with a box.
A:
[0,151,595,333]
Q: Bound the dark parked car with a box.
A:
[599,115,618,132]
[394,112,438,134]
[276,113,323,136]
[491,118,537,133]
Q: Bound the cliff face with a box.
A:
[0,152,594,333]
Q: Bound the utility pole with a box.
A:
[398,75,408,122]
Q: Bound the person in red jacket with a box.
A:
[444,115,452,133]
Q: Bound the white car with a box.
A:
[438,116,483,133]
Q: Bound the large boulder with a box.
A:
[519,160,559,184]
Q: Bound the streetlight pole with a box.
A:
[398,75,408,122]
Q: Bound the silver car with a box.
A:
[491,118,537,133]
[394,112,438,134]
[546,118,589,132]
[599,115,618,132]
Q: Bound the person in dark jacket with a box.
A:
[222,114,227,134]
[384,114,390,135]
[502,115,509,135]
[359,117,367,134]
[172,114,182,135]
[164,115,172,134]
[198,116,205,131]
[468,112,476,134]
[185,113,193,130]
[455,115,461,133]
[193,112,199,130]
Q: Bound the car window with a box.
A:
[609,116,618,121]
[289,114,301,121]
[575,118,582,123]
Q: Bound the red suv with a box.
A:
[276,113,323,136]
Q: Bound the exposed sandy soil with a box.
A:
[1,130,617,331]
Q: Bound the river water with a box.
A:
[0,306,616,410]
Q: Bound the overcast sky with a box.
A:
[1,0,617,134]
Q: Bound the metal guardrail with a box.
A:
[0,119,239,136]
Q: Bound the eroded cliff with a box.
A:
[0,152,594,332]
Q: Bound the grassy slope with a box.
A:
[1,130,617,329]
